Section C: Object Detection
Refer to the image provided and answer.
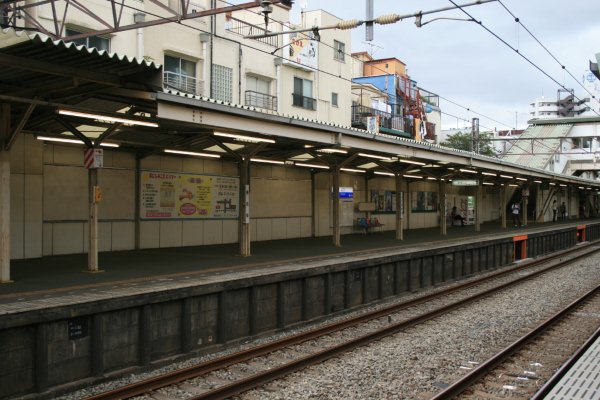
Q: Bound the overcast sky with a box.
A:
[285,0,600,131]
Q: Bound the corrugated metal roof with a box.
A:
[502,124,572,169]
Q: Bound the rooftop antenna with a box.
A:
[362,41,383,57]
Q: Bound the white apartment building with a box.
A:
[20,1,352,126]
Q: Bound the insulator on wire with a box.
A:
[336,19,361,30]
[375,14,400,25]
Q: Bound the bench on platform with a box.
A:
[354,217,384,234]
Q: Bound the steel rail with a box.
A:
[431,284,600,400]
[84,243,598,400]
[530,325,600,399]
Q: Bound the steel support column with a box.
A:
[239,158,251,256]
[87,168,101,272]
[0,104,12,283]
[439,180,447,235]
[395,174,403,240]
[475,183,482,232]
[523,196,529,226]
[332,167,341,247]
[500,185,507,229]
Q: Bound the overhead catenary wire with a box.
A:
[497,0,597,101]
[449,0,600,118]
[226,0,514,130]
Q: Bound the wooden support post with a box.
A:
[500,185,507,229]
[475,183,482,232]
[239,158,251,256]
[395,174,403,240]
[86,168,101,272]
[332,167,341,247]
[0,104,11,283]
[439,180,447,235]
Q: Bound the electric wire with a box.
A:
[498,0,597,101]
[449,0,600,118]
[224,0,514,129]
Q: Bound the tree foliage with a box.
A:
[440,131,497,157]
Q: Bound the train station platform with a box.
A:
[0,218,593,304]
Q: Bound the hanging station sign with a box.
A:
[452,179,479,186]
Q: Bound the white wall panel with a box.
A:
[271,218,286,240]
[98,169,135,220]
[159,220,183,248]
[300,217,312,237]
[203,220,223,245]
[52,145,85,166]
[24,174,43,258]
[111,222,135,251]
[10,174,24,259]
[43,165,87,221]
[256,218,272,241]
[42,223,53,256]
[53,223,84,255]
[182,220,204,246]
[139,220,160,249]
[286,217,301,238]
[222,219,238,244]
[98,222,112,252]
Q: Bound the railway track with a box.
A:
[431,284,600,399]
[84,243,600,400]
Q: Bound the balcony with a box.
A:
[245,90,277,111]
[226,16,278,47]
[352,104,399,131]
[163,71,203,95]
[292,93,316,110]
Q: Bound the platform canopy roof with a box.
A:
[1,28,599,190]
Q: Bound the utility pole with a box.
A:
[472,117,479,154]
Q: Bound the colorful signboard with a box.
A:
[282,30,318,71]
[140,171,239,219]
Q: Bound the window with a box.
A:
[245,75,276,110]
[212,64,233,102]
[293,77,315,110]
[334,40,345,61]
[164,55,197,94]
[65,28,110,52]
[332,92,338,107]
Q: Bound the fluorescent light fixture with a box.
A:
[251,158,284,164]
[448,167,455,170]
[549,182,556,186]
[403,174,423,179]
[340,168,366,173]
[500,175,513,179]
[578,186,585,189]
[508,184,518,187]
[295,162,329,169]
[460,168,477,174]
[533,180,542,184]
[397,158,426,166]
[164,149,220,158]
[37,136,120,148]
[215,132,275,143]
[317,148,348,154]
[587,187,592,190]
[516,177,527,181]
[427,177,437,180]
[374,171,394,176]
[359,152,392,160]
[559,184,567,187]
[57,109,158,127]
[483,182,494,186]
[37,135,84,145]
[482,172,497,176]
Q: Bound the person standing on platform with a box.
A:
[511,201,522,227]
[560,201,567,220]
[552,199,557,222]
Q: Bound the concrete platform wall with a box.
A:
[10,142,529,259]
[0,224,594,399]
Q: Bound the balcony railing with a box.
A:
[351,104,395,131]
[292,93,316,110]
[226,16,278,47]
[245,90,277,111]
[163,71,203,95]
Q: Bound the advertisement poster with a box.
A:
[370,190,397,214]
[141,171,239,219]
[282,29,318,71]
[411,191,438,212]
